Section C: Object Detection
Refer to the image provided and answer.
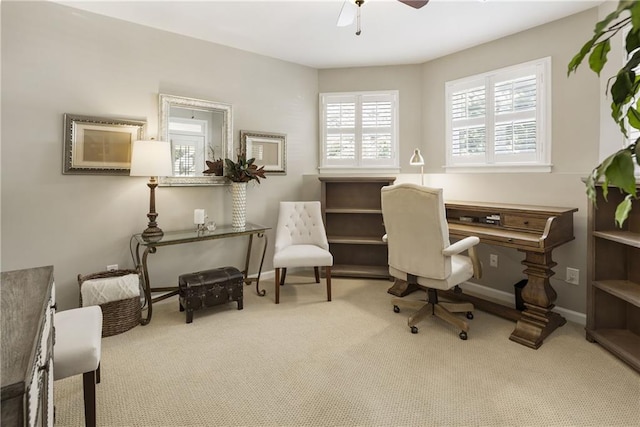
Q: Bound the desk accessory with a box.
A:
[409,148,424,185]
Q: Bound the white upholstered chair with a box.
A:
[381,184,482,340]
[273,201,333,304]
[54,305,103,427]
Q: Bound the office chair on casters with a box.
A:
[273,201,333,304]
[381,183,482,340]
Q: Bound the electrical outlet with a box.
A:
[489,254,498,268]
[107,264,118,271]
[566,267,579,285]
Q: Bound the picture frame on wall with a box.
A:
[239,130,286,175]
[62,113,146,175]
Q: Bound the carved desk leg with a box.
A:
[509,250,567,349]
[387,279,420,297]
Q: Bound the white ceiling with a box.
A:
[55,0,604,69]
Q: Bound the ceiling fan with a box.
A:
[337,0,430,36]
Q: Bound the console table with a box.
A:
[133,223,270,325]
[388,200,577,349]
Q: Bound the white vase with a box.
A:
[231,182,247,228]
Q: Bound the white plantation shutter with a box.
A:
[320,91,398,169]
[446,57,551,171]
[325,100,355,160]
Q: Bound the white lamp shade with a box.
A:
[129,140,173,177]
[409,148,424,166]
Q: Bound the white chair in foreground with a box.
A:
[381,184,482,340]
[54,305,102,427]
[273,201,333,304]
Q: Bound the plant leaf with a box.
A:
[626,28,640,54]
[627,106,640,130]
[632,0,640,29]
[589,40,611,75]
[615,194,634,227]
[604,149,637,197]
[610,70,634,104]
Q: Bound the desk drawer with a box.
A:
[502,214,548,231]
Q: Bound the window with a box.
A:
[319,91,399,171]
[445,57,551,172]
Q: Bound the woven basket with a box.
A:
[78,269,142,337]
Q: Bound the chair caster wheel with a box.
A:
[459,331,468,340]
[466,312,474,320]
[410,326,418,334]
[393,305,400,313]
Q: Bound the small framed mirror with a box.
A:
[240,130,287,175]
[158,94,233,186]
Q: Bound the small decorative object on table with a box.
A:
[178,266,244,324]
[224,151,267,228]
[194,208,207,232]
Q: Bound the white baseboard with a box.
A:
[461,281,586,326]
[247,272,587,326]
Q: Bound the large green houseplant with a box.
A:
[568,0,640,226]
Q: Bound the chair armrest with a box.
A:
[442,236,479,256]
[443,236,482,279]
[382,234,388,243]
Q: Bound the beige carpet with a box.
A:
[54,275,640,426]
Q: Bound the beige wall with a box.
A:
[318,9,600,314]
[1,1,318,309]
[2,2,602,315]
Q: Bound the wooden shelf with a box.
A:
[328,236,386,245]
[592,280,640,306]
[593,230,640,248]
[320,177,396,279]
[325,208,382,214]
[331,264,390,279]
[588,183,640,373]
[586,328,640,372]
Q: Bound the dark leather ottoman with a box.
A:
[178,266,244,323]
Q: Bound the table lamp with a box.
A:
[130,140,173,242]
[409,148,425,185]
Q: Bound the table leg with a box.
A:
[509,250,567,349]
[243,232,268,296]
[139,246,156,326]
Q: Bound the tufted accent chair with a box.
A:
[381,184,482,340]
[273,201,333,304]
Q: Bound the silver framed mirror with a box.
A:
[158,94,233,186]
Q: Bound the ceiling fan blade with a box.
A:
[397,0,429,9]
[337,0,357,27]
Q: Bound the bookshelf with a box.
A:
[319,177,396,279]
[587,182,640,372]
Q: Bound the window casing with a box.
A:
[319,91,399,171]
[445,57,552,172]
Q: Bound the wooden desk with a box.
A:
[388,201,578,349]
[133,223,269,325]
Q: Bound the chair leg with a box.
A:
[325,266,332,301]
[96,363,101,385]
[280,268,287,286]
[314,267,320,283]
[82,370,97,427]
[434,304,469,333]
[275,268,280,304]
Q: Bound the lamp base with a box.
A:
[141,226,164,243]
